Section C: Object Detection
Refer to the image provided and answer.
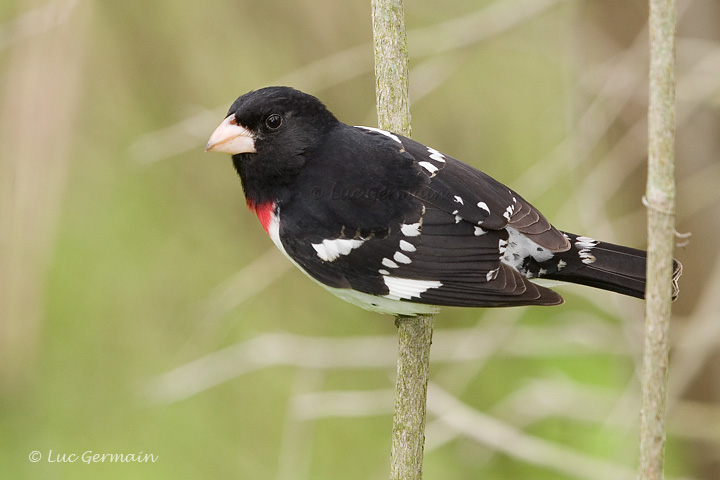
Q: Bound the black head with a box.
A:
[206,87,339,205]
[206,86,338,159]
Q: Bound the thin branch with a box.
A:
[639,0,678,479]
[371,0,434,478]
[389,315,433,480]
[372,0,411,136]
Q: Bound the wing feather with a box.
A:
[277,127,566,310]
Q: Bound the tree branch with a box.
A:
[371,1,434,478]
[639,0,677,479]
[390,315,433,480]
[372,0,411,137]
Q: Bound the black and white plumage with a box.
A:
[205,86,682,315]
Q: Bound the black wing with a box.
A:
[278,126,568,308]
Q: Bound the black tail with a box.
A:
[529,232,682,300]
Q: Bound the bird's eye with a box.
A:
[265,114,283,130]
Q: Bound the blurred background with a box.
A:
[1,0,719,478]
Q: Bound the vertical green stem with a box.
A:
[639,0,677,479]
[390,315,433,480]
[371,0,412,137]
[371,1,434,478]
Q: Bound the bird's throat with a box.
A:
[247,200,277,235]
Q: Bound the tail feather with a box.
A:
[529,232,682,300]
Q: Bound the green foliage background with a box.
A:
[1,0,718,479]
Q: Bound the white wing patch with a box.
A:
[502,197,519,220]
[382,257,400,269]
[427,147,446,163]
[383,276,443,301]
[400,222,421,237]
[486,267,500,282]
[265,209,437,315]
[498,238,508,254]
[399,240,416,252]
[393,251,412,264]
[311,238,365,262]
[476,201,490,217]
[355,126,401,144]
[418,161,439,175]
[502,204,515,220]
[500,227,554,271]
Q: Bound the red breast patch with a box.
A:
[247,201,276,234]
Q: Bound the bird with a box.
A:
[205,86,682,316]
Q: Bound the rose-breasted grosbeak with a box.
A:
[205,86,681,316]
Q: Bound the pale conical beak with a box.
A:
[205,115,256,154]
